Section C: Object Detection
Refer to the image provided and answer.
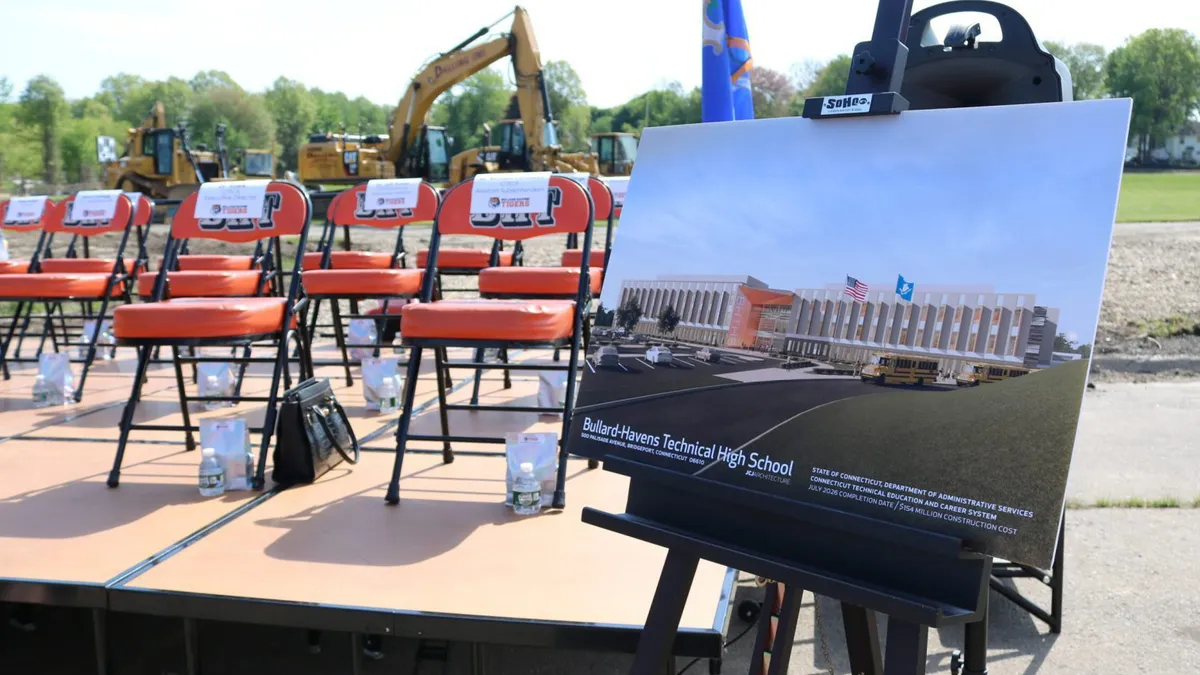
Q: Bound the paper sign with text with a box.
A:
[602,176,630,207]
[194,180,270,220]
[469,172,551,214]
[72,190,123,221]
[5,196,48,223]
[364,178,422,211]
[563,173,591,193]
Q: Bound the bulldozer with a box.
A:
[589,132,638,176]
[97,101,276,201]
[295,5,600,189]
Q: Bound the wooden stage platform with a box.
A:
[0,345,736,674]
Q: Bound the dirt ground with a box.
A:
[5,217,1196,382]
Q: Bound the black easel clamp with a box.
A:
[801,0,914,120]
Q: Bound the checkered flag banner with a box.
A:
[96,136,118,164]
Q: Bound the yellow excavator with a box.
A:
[295,130,395,190]
[97,101,276,200]
[295,5,598,189]
[589,132,638,176]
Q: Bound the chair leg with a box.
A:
[330,299,354,387]
[108,345,153,488]
[0,301,23,381]
[253,334,292,491]
[553,338,586,510]
[73,299,111,402]
[500,348,511,390]
[297,306,316,381]
[386,346,425,505]
[468,348,484,405]
[170,346,197,452]
[304,297,322,354]
[433,347,453,464]
[232,345,253,399]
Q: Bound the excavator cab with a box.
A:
[404,125,451,183]
[494,120,528,171]
[590,132,638,176]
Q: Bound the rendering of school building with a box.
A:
[617,277,1063,370]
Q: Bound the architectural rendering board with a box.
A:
[566,99,1132,568]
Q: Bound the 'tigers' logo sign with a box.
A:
[470,187,563,230]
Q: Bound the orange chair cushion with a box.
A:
[170,255,256,271]
[114,297,291,339]
[0,260,30,274]
[303,269,424,296]
[560,249,606,269]
[416,248,514,270]
[400,299,576,341]
[365,299,414,315]
[478,267,601,296]
[137,270,262,298]
[0,273,116,299]
[302,251,394,270]
[40,258,119,274]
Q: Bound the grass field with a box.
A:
[1116,171,1200,222]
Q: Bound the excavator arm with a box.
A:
[385,32,514,165]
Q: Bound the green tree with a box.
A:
[789,54,852,114]
[593,303,614,327]
[749,66,795,118]
[543,60,591,150]
[265,77,317,172]
[96,73,146,123]
[190,70,239,93]
[18,75,68,184]
[657,305,682,335]
[1043,42,1108,100]
[61,99,125,183]
[1106,29,1200,162]
[188,87,276,153]
[616,297,643,332]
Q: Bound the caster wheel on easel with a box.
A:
[737,599,761,624]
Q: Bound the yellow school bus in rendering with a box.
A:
[860,353,939,386]
[955,364,1030,387]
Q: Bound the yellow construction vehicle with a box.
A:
[589,132,638,176]
[296,131,394,189]
[96,101,276,200]
[295,6,599,189]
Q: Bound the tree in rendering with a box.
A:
[616,297,643,332]
[658,305,681,336]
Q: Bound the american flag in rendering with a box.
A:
[845,276,868,302]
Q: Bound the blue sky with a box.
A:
[1,1,1195,108]
[601,99,1132,342]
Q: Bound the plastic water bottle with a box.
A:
[98,326,116,361]
[203,374,223,411]
[31,374,50,408]
[244,446,255,488]
[378,377,399,414]
[512,462,542,515]
[198,447,225,497]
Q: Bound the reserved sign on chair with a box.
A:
[4,196,48,224]
[73,190,123,221]
[363,178,423,211]
[469,172,551,214]
[194,180,270,219]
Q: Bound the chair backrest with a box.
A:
[50,193,136,237]
[331,181,441,228]
[127,193,155,227]
[170,181,310,244]
[586,176,614,222]
[0,197,57,233]
[437,175,594,241]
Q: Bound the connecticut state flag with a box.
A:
[702,0,755,122]
[896,275,915,302]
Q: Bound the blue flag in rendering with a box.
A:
[702,0,755,122]
[896,275,914,302]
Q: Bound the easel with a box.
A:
[581,1,1073,674]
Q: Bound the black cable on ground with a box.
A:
[676,620,757,675]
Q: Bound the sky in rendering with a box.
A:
[600,98,1132,343]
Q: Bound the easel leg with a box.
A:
[630,549,700,675]
[91,608,108,675]
[842,602,883,675]
[765,587,803,675]
[183,617,200,675]
[962,601,988,675]
[1051,521,1064,633]
[882,619,928,675]
[350,633,362,675]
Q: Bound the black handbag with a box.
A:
[272,377,359,486]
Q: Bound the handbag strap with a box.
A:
[313,399,360,465]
